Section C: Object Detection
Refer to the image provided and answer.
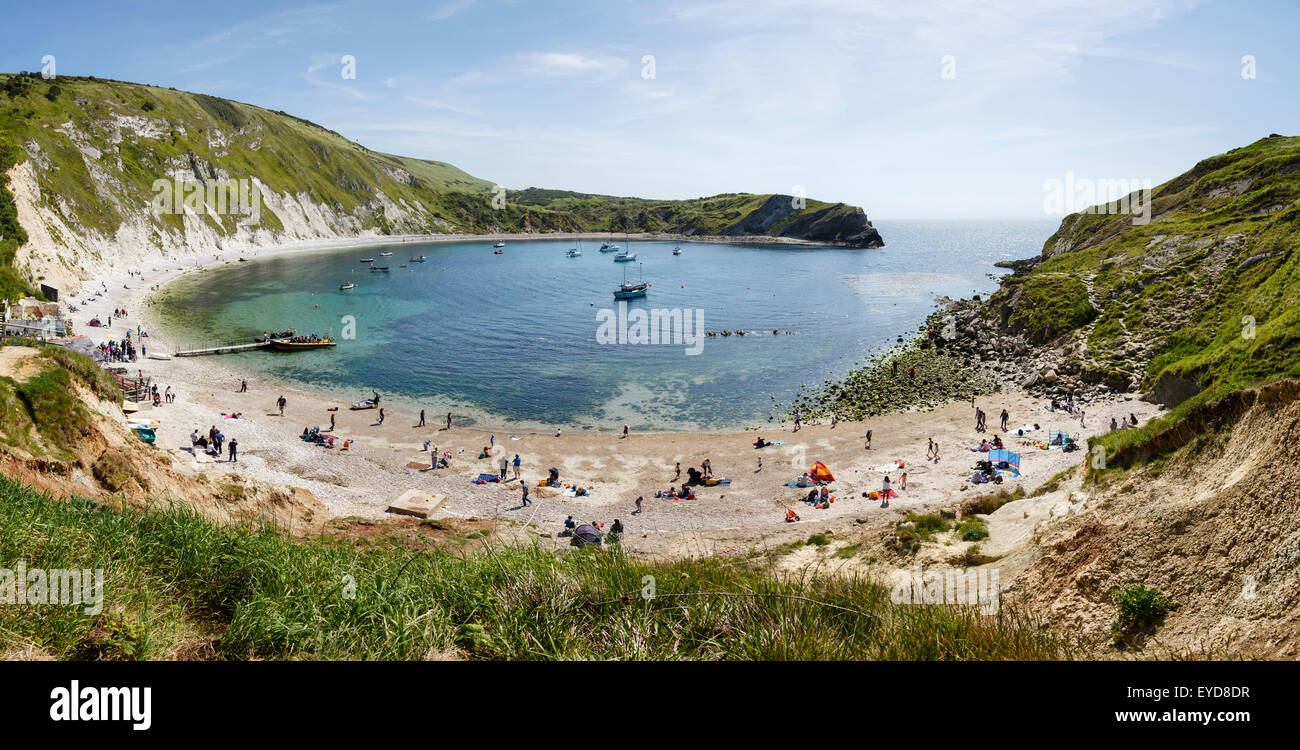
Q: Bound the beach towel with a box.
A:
[473,474,500,484]
[785,481,814,488]
[1011,424,1039,435]
[869,461,903,473]
[867,489,897,500]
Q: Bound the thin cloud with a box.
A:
[427,0,475,22]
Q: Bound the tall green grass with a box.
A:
[0,474,1072,660]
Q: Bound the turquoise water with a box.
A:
[157,219,1056,430]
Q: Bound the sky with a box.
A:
[1,0,1297,218]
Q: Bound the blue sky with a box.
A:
[2,0,1296,218]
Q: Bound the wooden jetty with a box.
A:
[174,341,271,357]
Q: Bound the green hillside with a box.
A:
[0,72,880,300]
[986,134,1300,465]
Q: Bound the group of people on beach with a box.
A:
[191,425,238,462]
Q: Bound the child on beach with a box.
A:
[865,429,872,450]
[756,457,763,472]
[634,496,643,515]
[900,472,907,491]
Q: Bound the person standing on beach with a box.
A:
[756,456,763,472]
[240,379,248,393]
[490,434,495,449]
[634,495,643,515]
[499,453,509,480]
[1000,408,1009,431]
[446,412,453,430]
[418,409,425,427]
[674,462,681,480]
[899,472,907,491]
[865,429,873,450]
[377,408,385,425]
[228,438,238,463]
[521,482,531,507]
[329,412,335,431]
[622,424,629,439]
[512,454,521,480]
[277,395,286,416]
[926,438,934,459]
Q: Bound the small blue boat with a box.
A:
[613,281,648,299]
[612,263,649,299]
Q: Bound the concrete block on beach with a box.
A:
[386,490,446,519]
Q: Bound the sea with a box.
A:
[155,219,1058,431]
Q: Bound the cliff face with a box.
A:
[722,194,883,247]
[0,73,883,296]
[952,134,1300,408]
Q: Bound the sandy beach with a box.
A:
[64,233,1165,555]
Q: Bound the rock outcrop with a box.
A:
[722,194,884,247]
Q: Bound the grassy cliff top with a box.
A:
[987,134,1300,467]
[0,72,879,302]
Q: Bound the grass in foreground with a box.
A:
[0,474,1072,660]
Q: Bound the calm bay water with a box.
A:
[157,219,1056,430]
